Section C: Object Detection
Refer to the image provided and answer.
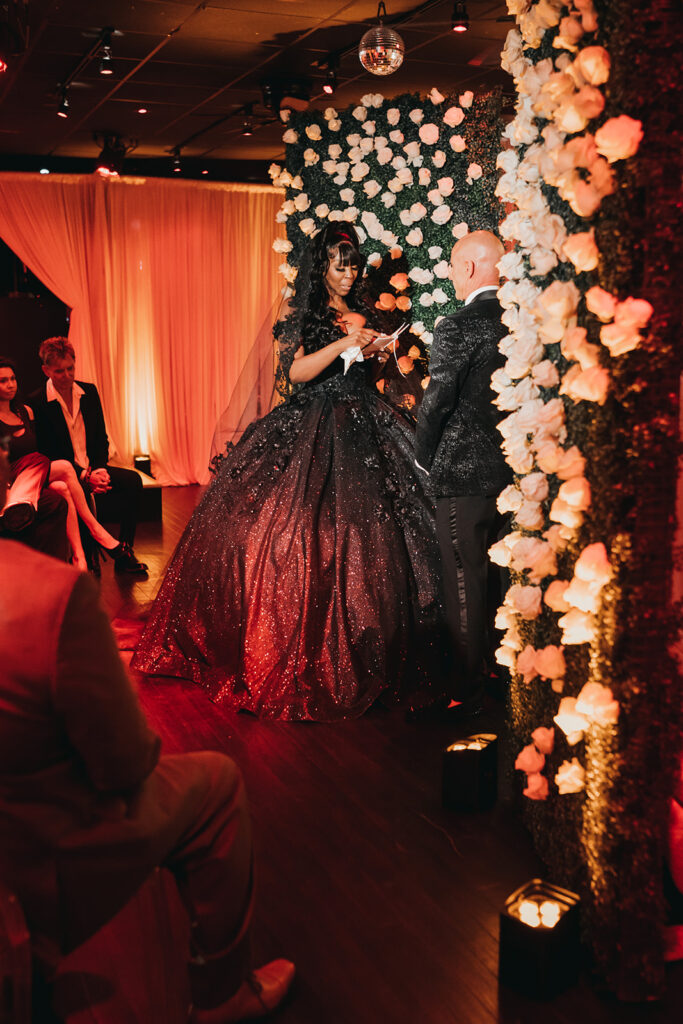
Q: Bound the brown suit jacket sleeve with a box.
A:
[53,573,161,792]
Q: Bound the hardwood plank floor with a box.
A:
[96,486,682,1024]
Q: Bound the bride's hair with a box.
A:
[293,224,367,353]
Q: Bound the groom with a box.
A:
[415,230,512,714]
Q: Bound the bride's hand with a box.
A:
[338,327,377,352]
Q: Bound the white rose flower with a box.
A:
[432,204,452,225]
[386,108,401,125]
[278,261,297,283]
[272,238,293,254]
[406,227,424,246]
[353,105,368,121]
[419,293,434,307]
[404,140,421,160]
[303,148,320,165]
[361,93,375,107]
[399,209,414,227]
[428,245,443,260]
[342,207,358,222]
[328,144,342,159]
[337,190,355,208]
[346,133,361,147]
[324,107,338,121]
[329,119,341,131]
[299,217,316,235]
[367,252,382,267]
[432,288,449,304]
[437,176,454,196]
[555,758,586,794]
[434,260,450,279]
[283,129,298,144]
[282,199,296,216]
[350,162,370,181]
[360,137,374,154]
[290,175,303,191]
[381,191,397,207]
[363,180,381,198]
[333,173,347,186]
[376,147,393,166]
[496,149,519,173]
[363,121,376,135]
[408,267,434,285]
[391,154,407,170]
[322,160,338,176]
[275,210,287,224]
[429,87,445,104]
[328,209,343,221]
[315,203,330,218]
[387,178,403,193]
[305,124,322,141]
[381,229,398,247]
[396,167,413,185]
[268,163,282,180]
[410,202,427,221]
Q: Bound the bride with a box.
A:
[133,223,445,720]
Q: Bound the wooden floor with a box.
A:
[93,486,682,1024]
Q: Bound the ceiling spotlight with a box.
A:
[137,106,148,115]
[451,2,470,33]
[241,102,254,136]
[98,29,114,75]
[57,88,70,118]
[323,64,337,95]
[172,149,182,173]
[359,3,405,77]
[39,168,50,175]
[95,134,128,177]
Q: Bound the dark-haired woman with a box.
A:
[0,360,125,569]
[133,225,444,720]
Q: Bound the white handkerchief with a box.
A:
[341,346,364,374]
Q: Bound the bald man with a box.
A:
[415,231,512,714]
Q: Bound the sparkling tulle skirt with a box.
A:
[132,365,445,720]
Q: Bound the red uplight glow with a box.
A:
[0,58,8,74]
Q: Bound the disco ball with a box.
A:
[358,23,405,77]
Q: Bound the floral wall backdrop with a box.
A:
[268,87,502,410]
[495,0,682,998]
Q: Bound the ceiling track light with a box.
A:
[323,62,338,95]
[241,102,255,137]
[57,87,70,118]
[98,28,114,75]
[451,2,470,33]
[358,2,405,77]
[94,133,133,177]
[172,149,182,173]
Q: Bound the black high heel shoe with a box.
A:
[98,540,148,575]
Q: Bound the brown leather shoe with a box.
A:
[192,959,295,1023]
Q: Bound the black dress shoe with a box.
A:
[99,540,148,574]
[0,502,35,532]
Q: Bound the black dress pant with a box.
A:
[92,465,143,547]
[435,495,508,703]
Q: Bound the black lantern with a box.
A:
[442,732,497,811]
[499,879,581,998]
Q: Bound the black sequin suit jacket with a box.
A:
[415,290,512,498]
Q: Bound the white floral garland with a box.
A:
[267,87,486,347]
[492,0,651,799]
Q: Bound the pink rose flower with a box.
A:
[458,91,474,108]
[515,741,545,774]
[437,175,454,196]
[537,279,580,322]
[449,134,467,153]
[555,445,586,480]
[560,364,610,405]
[586,286,618,322]
[531,727,555,756]
[558,476,591,510]
[515,500,545,532]
[568,178,603,217]
[507,584,543,620]
[520,472,549,503]
[563,577,601,614]
[544,580,571,612]
[432,150,447,168]
[418,167,431,185]
[575,542,612,586]
[532,360,560,388]
[595,115,644,163]
[467,162,483,181]
[452,221,469,239]
[443,106,465,127]
[614,296,653,329]
[599,322,642,357]
[573,45,610,85]
[589,157,616,199]
[523,773,549,800]
[549,497,584,530]
[535,645,566,680]
[419,123,440,145]
[543,525,569,554]
[554,696,590,742]
[563,230,599,272]
[556,15,584,49]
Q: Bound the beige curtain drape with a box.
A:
[0,173,285,484]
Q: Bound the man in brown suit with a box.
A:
[0,450,293,1023]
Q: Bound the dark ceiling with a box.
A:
[0,0,513,180]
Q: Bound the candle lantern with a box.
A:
[134,453,152,477]
[499,879,581,998]
[442,733,497,811]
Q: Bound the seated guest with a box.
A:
[1,358,127,571]
[0,438,69,561]
[0,447,294,1022]
[30,336,148,575]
